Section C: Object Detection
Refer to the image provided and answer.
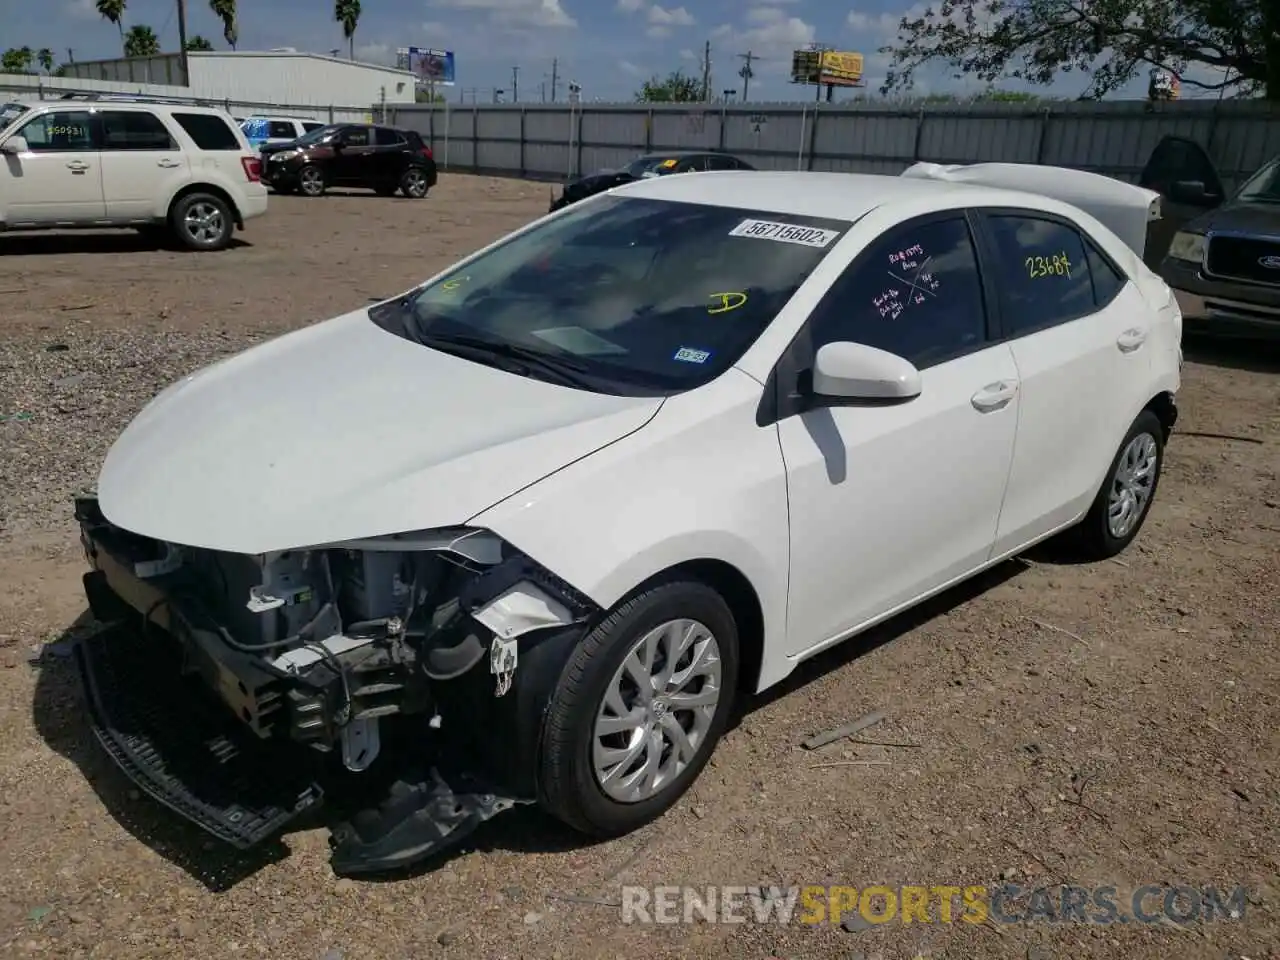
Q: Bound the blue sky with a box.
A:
[8,0,1216,102]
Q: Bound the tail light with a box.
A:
[241,156,262,182]
[420,145,433,160]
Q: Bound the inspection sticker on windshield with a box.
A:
[729,219,840,248]
[674,347,711,363]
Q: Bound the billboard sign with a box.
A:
[396,47,455,86]
[790,49,864,87]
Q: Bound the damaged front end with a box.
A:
[72,493,598,873]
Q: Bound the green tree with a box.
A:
[335,0,362,59]
[880,0,1280,101]
[37,48,54,73]
[185,35,214,51]
[635,69,702,102]
[96,0,128,56]
[1,47,36,74]
[209,0,237,50]
[123,24,160,58]
[415,89,446,103]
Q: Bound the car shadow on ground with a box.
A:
[1182,333,1280,374]
[0,232,250,256]
[30,555,1040,889]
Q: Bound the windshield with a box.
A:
[292,123,340,146]
[0,102,28,131]
[624,156,681,178]
[369,196,851,395]
[1237,157,1280,203]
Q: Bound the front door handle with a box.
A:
[971,380,1018,413]
[65,160,89,170]
[1117,328,1147,352]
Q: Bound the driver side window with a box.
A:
[17,110,95,152]
[806,216,991,369]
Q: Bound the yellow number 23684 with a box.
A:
[1024,252,1073,279]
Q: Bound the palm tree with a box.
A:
[209,0,237,50]
[185,35,214,51]
[95,0,127,56]
[37,48,54,74]
[334,0,361,59]
[123,24,160,58]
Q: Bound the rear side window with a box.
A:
[981,214,1094,336]
[375,126,406,146]
[807,216,989,369]
[100,111,176,150]
[302,121,324,132]
[268,120,295,138]
[342,126,371,146]
[173,112,241,150]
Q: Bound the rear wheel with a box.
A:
[537,579,738,837]
[170,193,234,251]
[400,167,429,199]
[1069,409,1165,560]
[298,164,326,197]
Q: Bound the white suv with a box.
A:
[240,115,326,150]
[0,99,268,251]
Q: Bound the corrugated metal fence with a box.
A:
[385,99,1280,194]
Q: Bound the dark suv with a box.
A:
[260,122,438,199]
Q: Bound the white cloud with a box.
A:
[616,0,646,10]
[65,0,98,20]
[428,0,576,29]
[649,4,695,26]
[354,42,395,65]
[710,14,815,58]
[619,59,645,76]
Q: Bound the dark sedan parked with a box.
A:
[260,122,438,199]
[549,150,753,212]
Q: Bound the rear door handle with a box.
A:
[971,380,1018,412]
[65,160,89,170]
[1117,328,1147,352]
[156,159,181,168]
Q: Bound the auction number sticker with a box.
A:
[729,219,840,248]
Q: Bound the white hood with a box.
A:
[901,161,1162,259]
[97,309,662,554]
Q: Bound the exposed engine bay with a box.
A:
[72,493,599,873]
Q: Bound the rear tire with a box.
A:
[400,167,429,199]
[1069,409,1165,560]
[298,164,326,197]
[170,193,234,251]
[537,579,738,838]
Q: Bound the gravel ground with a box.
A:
[1,175,1278,960]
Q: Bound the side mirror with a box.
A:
[812,341,922,402]
[1167,179,1221,207]
[1,136,28,155]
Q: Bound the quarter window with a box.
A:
[1086,242,1127,308]
[173,112,241,150]
[17,110,94,152]
[807,217,989,369]
[100,111,176,150]
[982,215,1094,335]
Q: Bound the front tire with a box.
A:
[538,579,738,837]
[170,193,233,251]
[297,164,326,197]
[1071,409,1165,559]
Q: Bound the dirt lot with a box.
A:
[1,175,1277,960]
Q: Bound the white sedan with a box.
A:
[73,166,1181,873]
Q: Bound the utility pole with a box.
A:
[67,48,74,63]
[511,65,519,102]
[550,58,559,101]
[176,0,190,85]
[737,50,756,101]
[540,79,546,102]
[700,40,711,101]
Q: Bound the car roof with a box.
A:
[637,150,726,160]
[610,170,1069,221]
